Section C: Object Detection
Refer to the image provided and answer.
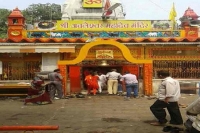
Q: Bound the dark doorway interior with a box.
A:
[82,66,122,75]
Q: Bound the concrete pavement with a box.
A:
[0,93,198,133]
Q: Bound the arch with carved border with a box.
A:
[58,40,153,95]
[58,40,152,65]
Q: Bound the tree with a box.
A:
[0,9,11,38]
[22,3,62,24]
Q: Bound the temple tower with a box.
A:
[7,7,25,41]
[180,7,200,27]
[179,7,199,38]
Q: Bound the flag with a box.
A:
[169,3,177,22]
[104,0,112,16]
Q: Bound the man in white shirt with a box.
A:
[150,70,183,126]
[106,69,122,95]
[98,72,107,93]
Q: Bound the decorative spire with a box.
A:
[8,7,24,18]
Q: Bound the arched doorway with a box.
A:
[58,40,152,95]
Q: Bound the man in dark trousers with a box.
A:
[49,69,63,99]
[150,70,183,126]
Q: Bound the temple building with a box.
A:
[0,0,200,96]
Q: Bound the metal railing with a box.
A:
[1,61,41,80]
[153,60,200,78]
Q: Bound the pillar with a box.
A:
[58,65,67,96]
[143,63,153,96]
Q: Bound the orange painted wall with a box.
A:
[69,66,81,93]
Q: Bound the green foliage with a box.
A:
[0,8,11,38]
[22,3,62,24]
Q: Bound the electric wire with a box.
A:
[148,0,169,13]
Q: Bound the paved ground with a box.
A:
[0,93,198,133]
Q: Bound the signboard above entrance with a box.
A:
[56,20,173,31]
[82,0,103,8]
[96,50,113,59]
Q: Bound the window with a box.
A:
[13,19,18,24]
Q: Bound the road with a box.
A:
[0,93,198,133]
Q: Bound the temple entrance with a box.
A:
[68,60,140,93]
[61,40,152,95]
[82,66,123,75]
[82,66,123,90]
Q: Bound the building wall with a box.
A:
[41,53,60,71]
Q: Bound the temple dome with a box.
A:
[183,7,199,20]
[8,7,24,18]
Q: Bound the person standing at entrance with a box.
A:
[85,71,93,95]
[121,71,139,100]
[106,69,122,95]
[98,72,107,93]
[150,70,183,126]
[117,78,123,96]
[92,71,99,95]
[85,71,98,95]
[83,69,90,89]
[49,69,63,99]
